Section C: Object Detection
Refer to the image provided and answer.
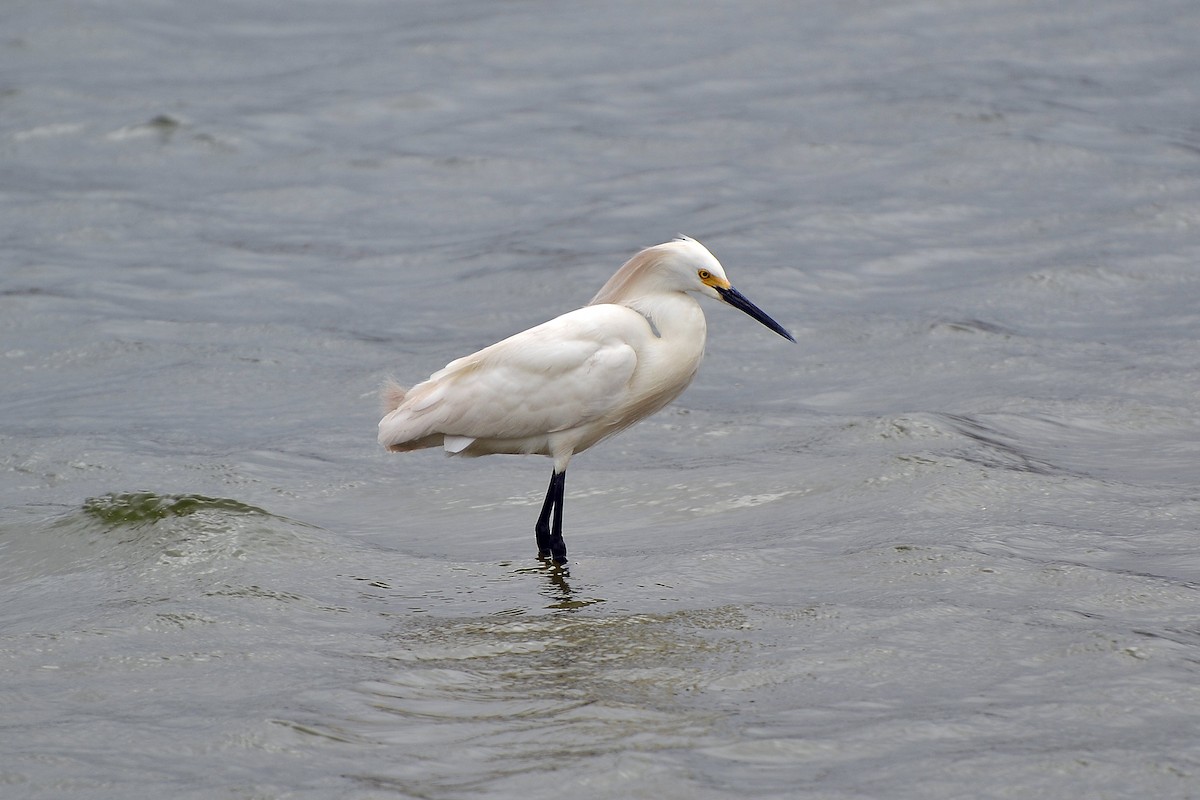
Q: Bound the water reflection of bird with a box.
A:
[379,236,794,568]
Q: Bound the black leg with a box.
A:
[534,470,568,566]
[535,472,556,558]
[549,470,567,565]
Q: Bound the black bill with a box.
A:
[717,286,796,342]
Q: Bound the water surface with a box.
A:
[3,1,1200,797]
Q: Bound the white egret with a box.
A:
[378,236,793,566]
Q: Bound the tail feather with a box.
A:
[380,379,408,413]
[378,379,439,452]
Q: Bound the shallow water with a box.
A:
[3,0,1200,797]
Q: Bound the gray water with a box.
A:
[3,0,1200,797]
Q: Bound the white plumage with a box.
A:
[378,236,793,567]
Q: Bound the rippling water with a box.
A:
[3,0,1200,797]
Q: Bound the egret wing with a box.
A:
[379,307,640,448]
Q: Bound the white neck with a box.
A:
[625,291,707,346]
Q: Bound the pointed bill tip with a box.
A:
[717,286,796,342]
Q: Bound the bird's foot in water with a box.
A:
[537,550,570,571]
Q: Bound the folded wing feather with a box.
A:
[378,307,640,451]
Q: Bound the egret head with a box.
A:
[656,235,729,298]
[672,236,796,342]
[590,236,795,342]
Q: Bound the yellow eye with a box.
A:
[698,269,712,281]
